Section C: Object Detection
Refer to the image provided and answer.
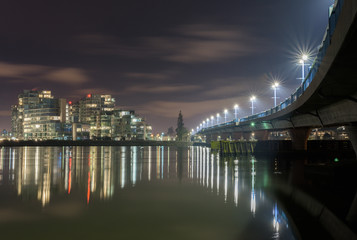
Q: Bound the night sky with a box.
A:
[0,0,335,134]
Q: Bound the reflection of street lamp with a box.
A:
[272,82,279,107]
[250,96,256,115]
[216,113,220,125]
[234,104,239,121]
[299,54,308,82]
[224,109,228,123]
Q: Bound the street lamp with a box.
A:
[224,109,228,123]
[272,82,279,107]
[203,120,206,129]
[250,96,256,115]
[211,116,214,126]
[206,118,210,127]
[216,113,220,125]
[199,123,202,130]
[299,54,308,83]
[234,104,239,121]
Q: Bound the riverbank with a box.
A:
[0,139,193,147]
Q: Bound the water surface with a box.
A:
[0,146,296,239]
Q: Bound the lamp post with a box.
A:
[206,118,210,128]
[216,113,220,125]
[203,121,206,129]
[300,54,308,82]
[272,82,279,107]
[250,96,256,115]
[211,116,214,126]
[234,104,239,121]
[224,109,228,123]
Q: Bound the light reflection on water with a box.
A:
[0,146,296,240]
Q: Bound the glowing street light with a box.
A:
[203,120,206,129]
[272,82,279,107]
[299,54,308,82]
[224,109,228,123]
[234,104,239,121]
[211,116,214,126]
[206,118,210,127]
[199,123,202,130]
[216,113,220,125]
[250,96,256,115]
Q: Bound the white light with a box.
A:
[250,96,256,101]
[224,109,228,114]
[234,104,238,109]
[272,82,279,89]
[302,54,308,61]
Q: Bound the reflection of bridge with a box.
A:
[197,0,357,152]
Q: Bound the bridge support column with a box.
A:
[254,130,269,141]
[288,127,312,151]
[346,123,357,228]
[346,123,357,157]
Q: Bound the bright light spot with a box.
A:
[250,96,256,101]
[272,82,279,88]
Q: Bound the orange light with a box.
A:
[87,94,91,98]
[68,101,72,105]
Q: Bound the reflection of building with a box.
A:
[11,90,71,140]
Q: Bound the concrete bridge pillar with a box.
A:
[346,123,357,228]
[254,130,269,141]
[288,127,312,151]
[346,123,357,157]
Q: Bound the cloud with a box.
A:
[75,24,267,63]
[44,68,88,85]
[0,62,90,85]
[0,110,11,117]
[147,24,262,63]
[137,97,241,119]
[122,84,201,94]
[124,72,169,81]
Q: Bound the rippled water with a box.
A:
[0,146,296,239]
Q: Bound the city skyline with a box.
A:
[0,0,335,133]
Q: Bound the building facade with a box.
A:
[11,90,152,141]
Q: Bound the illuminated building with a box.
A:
[11,90,70,140]
[11,90,153,141]
[76,94,115,139]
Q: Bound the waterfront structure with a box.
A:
[11,90,153,141]
[11,90,70,140]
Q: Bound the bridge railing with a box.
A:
[200,0,345,132]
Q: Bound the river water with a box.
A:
[0,146,296,240]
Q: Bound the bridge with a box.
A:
[196,0,357,152]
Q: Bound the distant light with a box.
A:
[234,104,239,109]
[250,122,255,127]
[250,96,256,101]
[87,94,92,98]
[68,101,72,105]
[217,113,220,117]
[224,109,228,114]
[334,158,339,163]
[302,54,308,61]
[272,82,279,89]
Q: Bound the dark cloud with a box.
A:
[0,62,90,85]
